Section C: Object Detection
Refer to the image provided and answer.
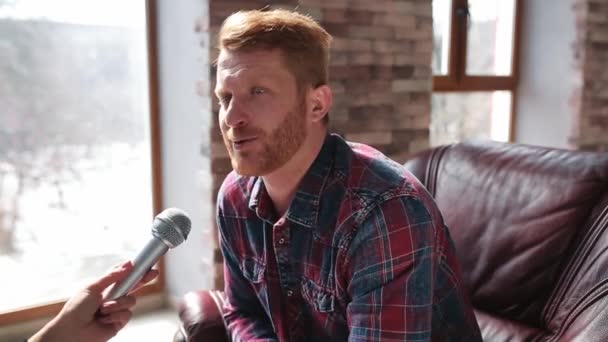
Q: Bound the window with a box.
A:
[0,0,162,324]
[431,0,521,146]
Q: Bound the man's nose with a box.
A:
[223,99,248,128]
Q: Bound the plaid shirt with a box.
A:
[217,134,481,341]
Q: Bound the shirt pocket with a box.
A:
[301,278,335,313]
[240,257,265,284]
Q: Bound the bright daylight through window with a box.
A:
[431,0,518,146]
[0,0,157,316]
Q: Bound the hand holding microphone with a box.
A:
[104,207,191,301]
[29,208,191,342]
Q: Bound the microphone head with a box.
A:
[152,208,191,248]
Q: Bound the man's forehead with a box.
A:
[217,48,287,74]
[217,49,291,78]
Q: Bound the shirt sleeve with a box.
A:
[217,211,279,342]
[344,194,437,341]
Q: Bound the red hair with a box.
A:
[218,9,332,91]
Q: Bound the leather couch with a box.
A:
[174,140,608,341]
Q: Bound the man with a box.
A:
[215,9,481,341]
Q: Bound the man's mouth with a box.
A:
[232,137,257,149]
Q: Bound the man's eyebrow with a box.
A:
[215,68,280,93]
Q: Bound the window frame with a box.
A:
[0,0,165,326]
[432,0,522,141]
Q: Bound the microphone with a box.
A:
[104,208,191,301]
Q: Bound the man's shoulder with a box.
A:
[341,140,444,232]
[344,141,420,203]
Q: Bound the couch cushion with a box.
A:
[474,309,544,340]
[405,141,608,326]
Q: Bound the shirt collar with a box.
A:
[248,134,345,228]
[248,176,274,223]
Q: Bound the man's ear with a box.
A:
[309,85,333,123]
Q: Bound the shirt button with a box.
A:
[287,290,294,297]
[278,238,285,245]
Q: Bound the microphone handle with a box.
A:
[104,236,168,301]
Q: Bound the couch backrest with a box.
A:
[404,140,608,340]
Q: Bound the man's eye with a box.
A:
[219,94,232,107]
[251,87,265,95]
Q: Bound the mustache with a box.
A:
[220,126,264,141]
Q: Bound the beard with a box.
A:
[221,100,307,176]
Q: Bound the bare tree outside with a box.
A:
[0,0,154,313]
[0,19,146,252]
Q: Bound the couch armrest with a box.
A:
[173,290,229,342]
[402,144,451,197]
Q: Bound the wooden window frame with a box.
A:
[0,0,164,326]
[433,0,522,141]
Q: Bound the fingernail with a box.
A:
[102,301,115,309]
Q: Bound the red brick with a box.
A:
[323,9,347,23]
[346,131,393,145]
[350,0,398,12]
[572,0,608,152]
[392,79,432,92]
[323,23,350,37]
[345,79,391,94]
[349,39,373,51]
[331,65,370,79]
[346,10,374,25]
[348,25,395,39]
[393,65,415,78]
[372,14,416,28]
[298,0,349,9]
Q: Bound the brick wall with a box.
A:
[197,0,433,288]
[571,0,608,152]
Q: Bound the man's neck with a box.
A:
[262,129,327,218]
